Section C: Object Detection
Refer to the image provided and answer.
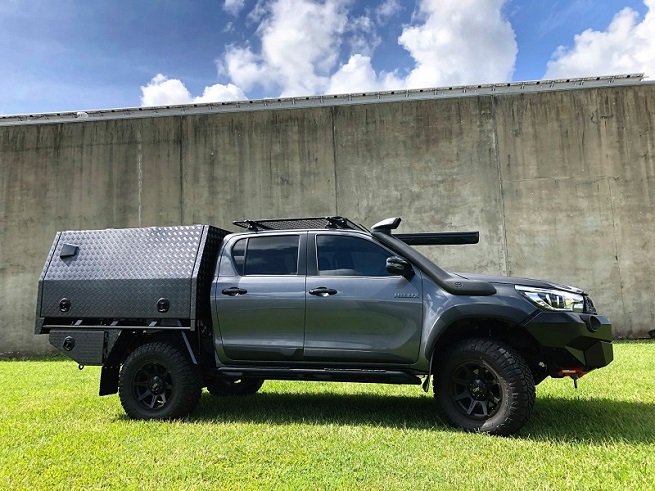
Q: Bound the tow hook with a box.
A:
[557,368,585,389]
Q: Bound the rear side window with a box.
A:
[316,235,392,276]
[232,235,300,275]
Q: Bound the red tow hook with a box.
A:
[557,368,586,389]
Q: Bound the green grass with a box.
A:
[1,342,654,490]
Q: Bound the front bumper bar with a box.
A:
[523,312,613,369]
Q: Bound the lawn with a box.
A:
[1,342,653,490]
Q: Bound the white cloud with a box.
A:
[376,0,401,24]
[398,0,517,88]
[326,54,380,94]
[224,0,350,97]
[194,83,247,102]
[223,0,245,16]
[221,0,517,98]
[326,54,402,95]
[141,0,516,104]
[326,0,517,94]
[140,74,247,107]
[223,45,270,92]
[545,0,655,79]
[347,15,381,57]
[140,74,193,106]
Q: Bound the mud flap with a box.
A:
[100,365,120,396]
[422,351,434,392]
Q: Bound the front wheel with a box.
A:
[118,341,202,420]
[434,338,535,436]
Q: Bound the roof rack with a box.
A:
[233,216,366,232]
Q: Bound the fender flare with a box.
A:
[99,329,200,396]
[424,303,534,361]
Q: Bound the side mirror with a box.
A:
[386,256,414,278]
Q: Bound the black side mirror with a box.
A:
[386,256,414,278]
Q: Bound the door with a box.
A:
[215,233,306,361]
[304,233,423,364]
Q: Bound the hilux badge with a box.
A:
[394,293,419,298]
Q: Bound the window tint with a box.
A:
[232,235,300,276]
[317,235,392,276]
[232,239,246,275]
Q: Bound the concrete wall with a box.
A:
[1,83,653,355]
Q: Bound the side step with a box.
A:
[216,367,422,385]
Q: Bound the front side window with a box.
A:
[316,235,392,277]
[232,235,300,275]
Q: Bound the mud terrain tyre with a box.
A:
[434,338,535,436]
[206,377,264,396]
[119,341,202,420]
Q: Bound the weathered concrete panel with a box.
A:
[604,87,655,337]
[136,117,185,227]
[0,121,141,354]
[501,177,622,323]
[180,109,337,227]
[333,97,507,274]
[495,86,655,337]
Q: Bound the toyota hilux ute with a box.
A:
[35,216,613,435]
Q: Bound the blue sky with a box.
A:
[0,0,653,115]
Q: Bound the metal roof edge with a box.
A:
[0,73,647,127]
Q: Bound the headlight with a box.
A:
[515,285,584,312]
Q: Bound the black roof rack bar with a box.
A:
[325,216,348,228]
[233,216,366,232]
[238,220,274,232]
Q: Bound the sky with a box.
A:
[1,0,654,115]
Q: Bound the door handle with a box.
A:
[222,287,248,296]
[309,287,338,296]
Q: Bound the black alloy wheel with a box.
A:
[131,361,173,411]
[119,341,202,420]
[434,338,535,436]
[449,359,502,420]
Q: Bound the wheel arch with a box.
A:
[99,329,202,396]
[117,340,203,420]
[426,307,546,382]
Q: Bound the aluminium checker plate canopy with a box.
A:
[35,224,228,332]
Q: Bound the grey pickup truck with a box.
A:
[35,216,613,435]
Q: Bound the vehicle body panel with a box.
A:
[417,280,539,367]
[213,232,307,362]
[304,274,423,363]
[214,275,306,361]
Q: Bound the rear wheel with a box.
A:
[434,338,535,436]
[119,341,202,420]
[206,377,264,397]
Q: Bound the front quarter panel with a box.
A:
[419,280,538,366]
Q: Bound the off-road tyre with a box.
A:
[206,377,264,397]
[434,338,535,436]
[118,341,202,420]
